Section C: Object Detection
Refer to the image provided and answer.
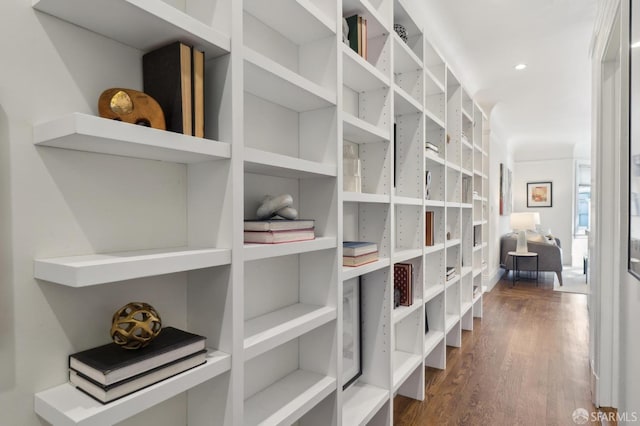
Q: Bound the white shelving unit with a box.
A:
[28,0,489,424]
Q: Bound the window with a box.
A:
[575,163,591,236]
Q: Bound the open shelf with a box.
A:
[34,247,231,287]
[342,257,391,281]
[393,34,423,74]
[394,86,422,115]
[34,113,231,164]
[343,192,391,204]
[244,370,336,426]
[393,248,423,263]
[343,112,391,144]
[445,239,461,248]
[244,304,336,360]
[342,382,389,426]
[343,0,390,38]
[244,237,337,261]
[446,276,460,288]
[342,44,391,92]
[33,0,230,57]
[424,330,444,356]
[244,47,336,112]
[392,351,422,392]
[425,150,446,166]
[244,147,337,179]
[424,243,445,255]
[461,302,473,316]
[393,196,422,206]
[461,266,473,277]
[424,285,444,302]
[244,0,335,45]
[35,350,230,426]
[445,314,459,333]
[393,299,423,324]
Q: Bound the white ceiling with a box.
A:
[414,0,599,153]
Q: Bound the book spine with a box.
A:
[192,48,204,138]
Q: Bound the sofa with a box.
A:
[500,233,563,285]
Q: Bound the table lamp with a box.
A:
[510,212,537,253]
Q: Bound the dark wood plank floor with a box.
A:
[393,272,615,426]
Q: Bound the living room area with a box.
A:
[496,141,591,294]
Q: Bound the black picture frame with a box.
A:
[342,277,362,390]
[526,181,553,208]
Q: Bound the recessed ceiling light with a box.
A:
[514,63,527,70]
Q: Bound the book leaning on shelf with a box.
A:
[69,327,206,386]
[244,219,315,244]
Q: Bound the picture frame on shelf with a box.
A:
[342,277,362,390]
[526,181,552,208]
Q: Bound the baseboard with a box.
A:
[484,267,502,292]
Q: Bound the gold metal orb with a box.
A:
[109,90,133,115]
[110,302,162,350]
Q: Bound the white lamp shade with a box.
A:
[510,212,537,231]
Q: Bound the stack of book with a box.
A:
[345,14,368,59]
[244,219,315,244]
[425,142,439,157]
[446,266,457,282]
[68,327,207,404]
[394,263,413,307]
[143,41,204,137]
[343,241,378,267]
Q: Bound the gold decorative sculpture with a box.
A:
[110,302,162,350]
[98,88,166,130]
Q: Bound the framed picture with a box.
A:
[342,277,362,390]
[527,182,553,208]
[500,163,512,215]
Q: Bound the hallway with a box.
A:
[393,273,609,425]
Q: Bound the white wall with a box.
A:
[512,151,575,266]
[487,126,513,288]
[0,1,191,424]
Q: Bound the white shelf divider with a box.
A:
[34,350,230,426]
[394,86,423,115]
[34,247,231,287]
[244,237,337,262]
[244,0,335,45]
[34,113,231,164]
[393,248,423,263]
[392,351,422,392]
[244,147,337,179]
[342,258,391,281]
[244,48,336,112]
[244,370,336,426]
[342,382,389,426]
[393,35,423,74]
[423,285,444,303]
[445,314,459,333]
[32,0,230,57]
[343,112,391,144]
[392,298,423,324]
[343,192,391,204]
[425,151,446,166]
[424,243,445,255]
[244,304,336,361]
[342,44,391,92]
[393,195,422,206]
[424,200,446,208]
[423,331,444,356]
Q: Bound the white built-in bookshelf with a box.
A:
[30,0,489,424]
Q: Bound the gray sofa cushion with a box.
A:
[500,233,563,285]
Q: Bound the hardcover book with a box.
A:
[343,251,379,267]
[394,263,413,306]
[69,349,207,404]
[69,327,206,387]
[143,41,204,136]
[244,219,315,232]
[425,211,434,246]
[244,228,315,244]
[343,241,377,257]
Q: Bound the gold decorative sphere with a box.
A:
[110,302,162,350]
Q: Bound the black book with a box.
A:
[69,327,206,386]
[69,349,207,404]
[143,41,193,135]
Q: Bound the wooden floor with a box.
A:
[393,272,615,426]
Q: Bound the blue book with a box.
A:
[343,241,377,257]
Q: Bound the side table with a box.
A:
[507,251,539,286]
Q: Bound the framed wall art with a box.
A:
[527,181,553,208]
[342,277,362,390]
